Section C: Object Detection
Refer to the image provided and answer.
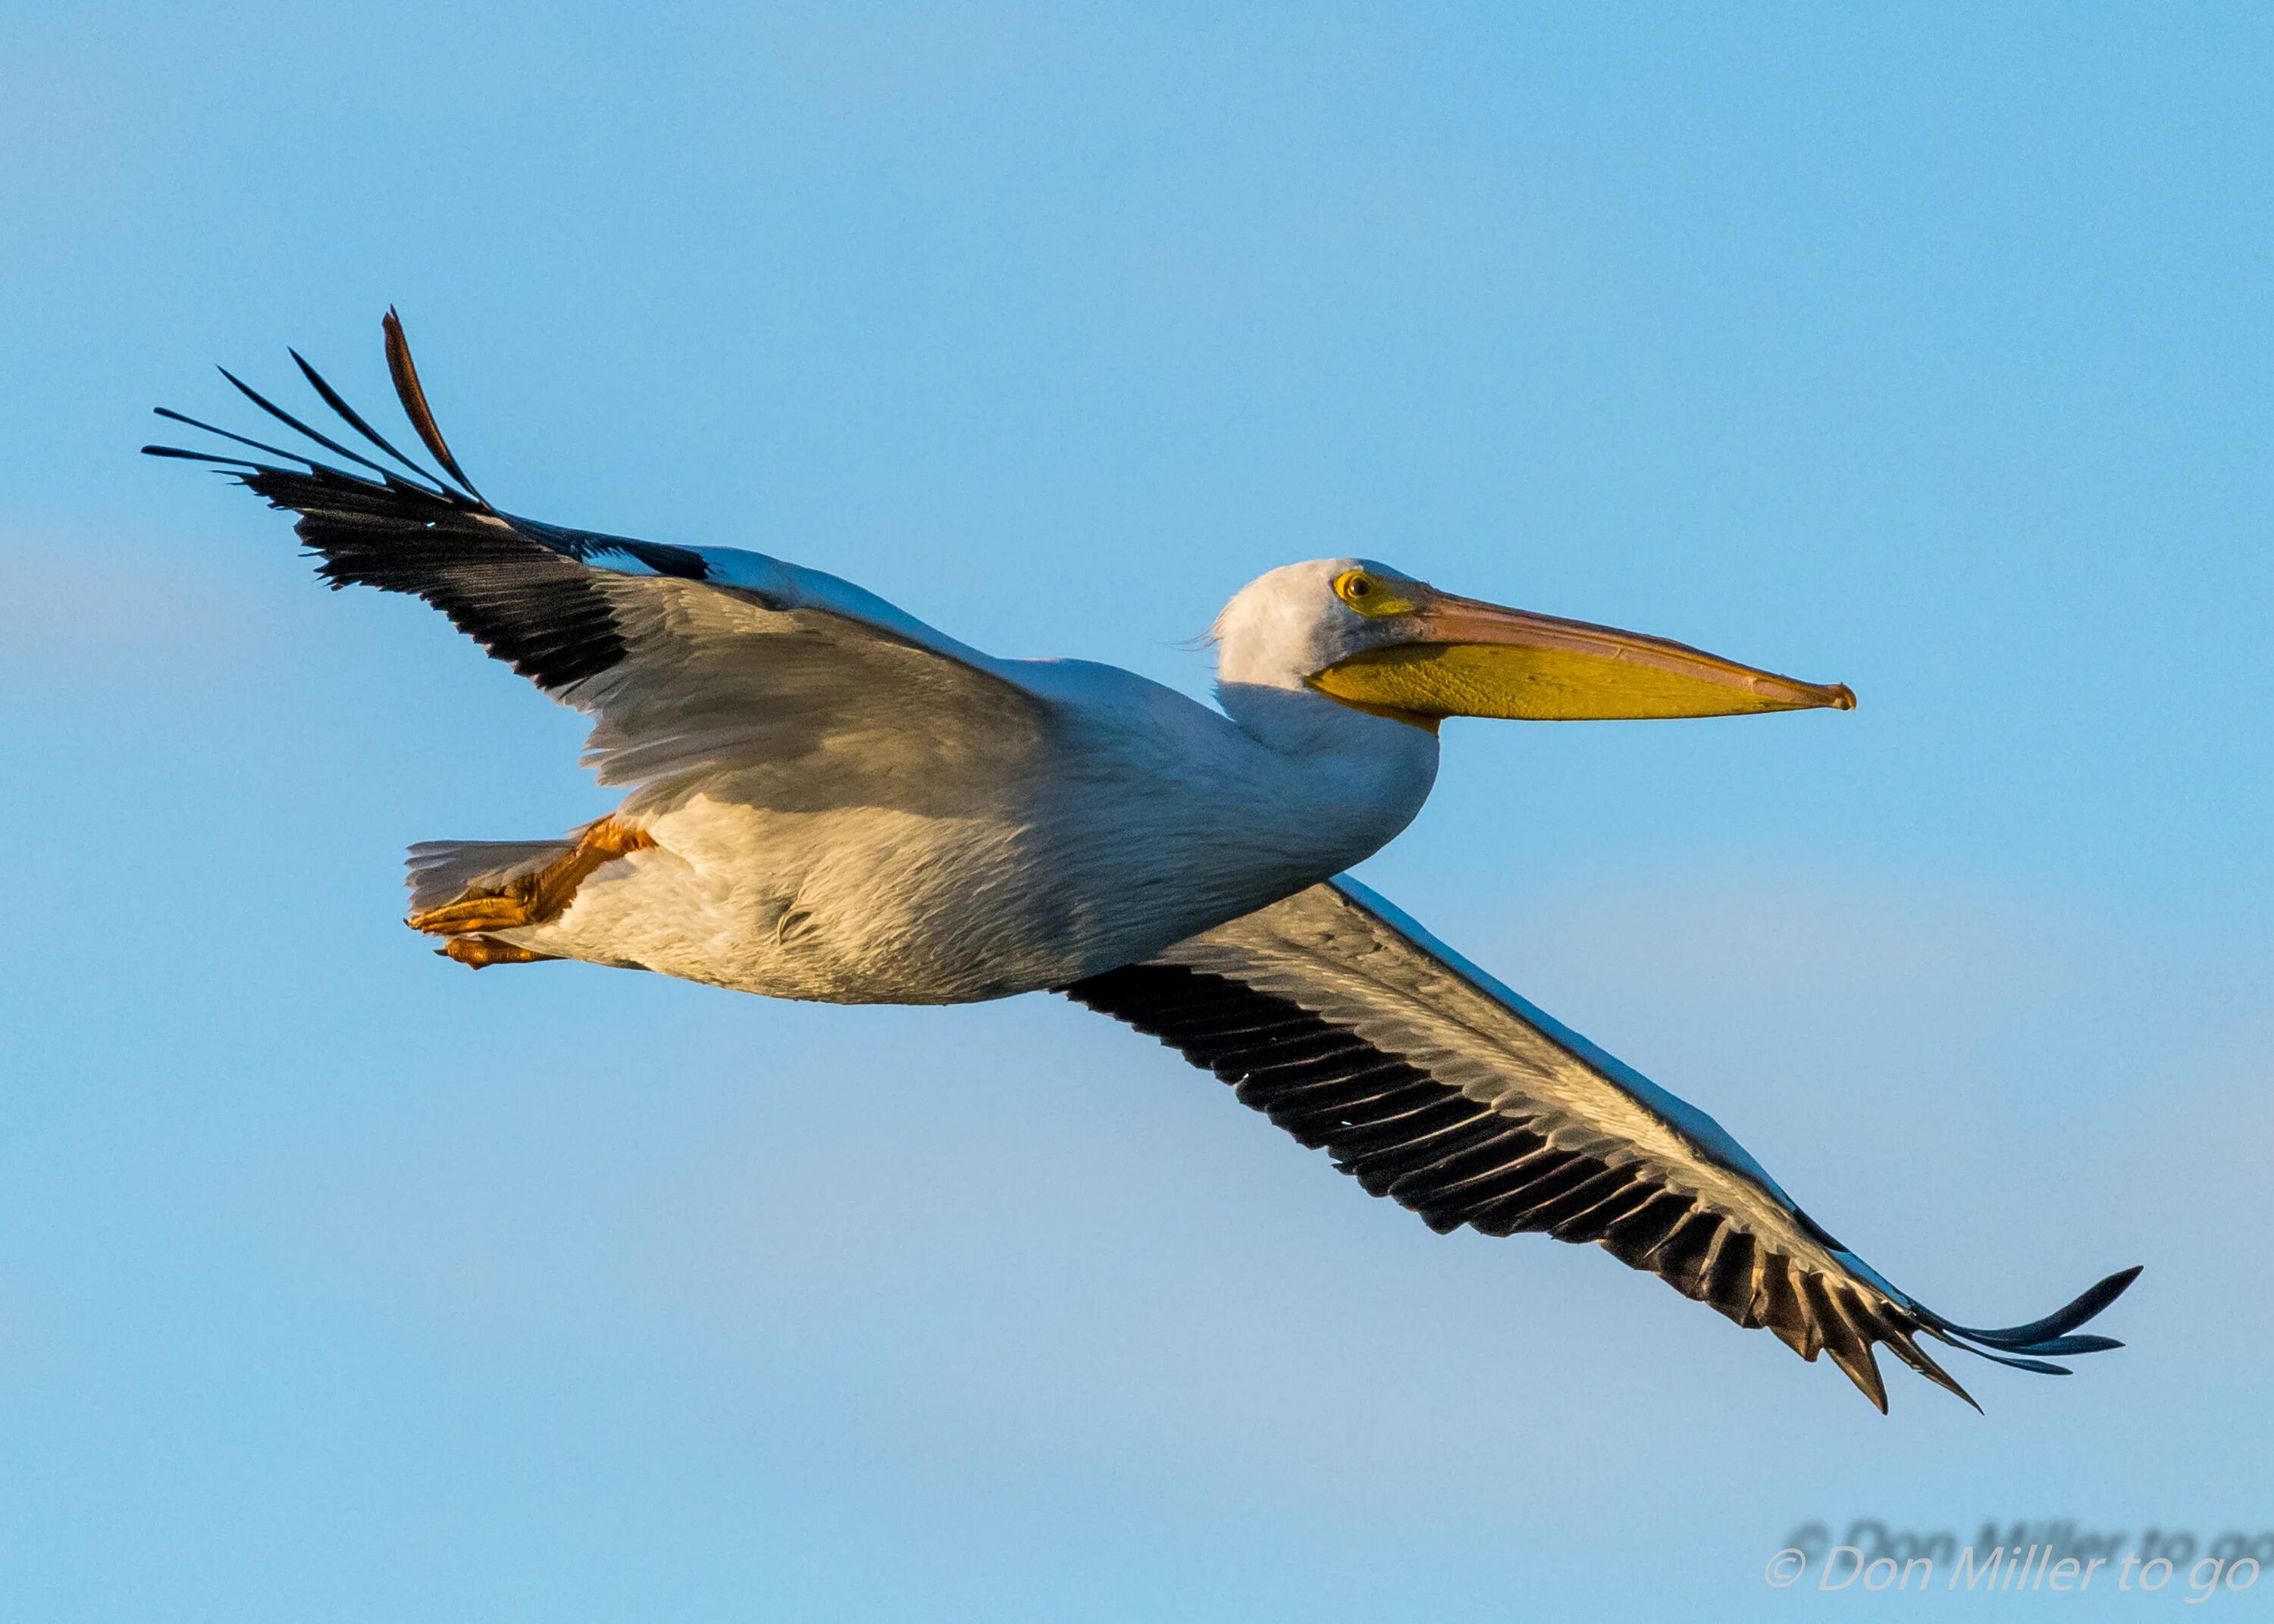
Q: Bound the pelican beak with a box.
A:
[1310,590,1856,723]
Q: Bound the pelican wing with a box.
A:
[145,314,1046,792]
[1065,878,2138,1410]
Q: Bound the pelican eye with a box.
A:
[1333,568,1412,617]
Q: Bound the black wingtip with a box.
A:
[1846,1259,2138,1407]
[288,344,447,488]
[1865,1315,1980,1412]
[381,307,488,505]
[142,443,254,464]
[2030,1333,2125,1357]
[211,361,433,492]
[150,405,321,469]
[1939,1264,2143,1353]
[1991,1353,2074,1375]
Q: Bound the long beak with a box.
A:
[1311,590,1856,723]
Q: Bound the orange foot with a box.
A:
[408,816,656,938]
[440,935,562,969]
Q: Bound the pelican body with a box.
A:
[466,599,1444,1004]
[146,313,2135,1412]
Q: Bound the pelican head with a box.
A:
[1215,559,1855,734]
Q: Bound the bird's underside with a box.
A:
[145,311,2141,1410]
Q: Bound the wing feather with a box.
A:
[1064,878,2140,1411]
[146,314,1049,794]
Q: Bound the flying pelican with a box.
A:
[146,312,2138,1410]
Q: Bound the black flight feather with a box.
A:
[382,306,486,504]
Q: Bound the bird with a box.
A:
[145,311,2139,1411]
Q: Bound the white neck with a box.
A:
[1214,678,1441,865]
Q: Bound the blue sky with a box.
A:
[4,4,2270,1619]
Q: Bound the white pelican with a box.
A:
[146,312,2138,1410]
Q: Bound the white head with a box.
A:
[1214,556,1853,743]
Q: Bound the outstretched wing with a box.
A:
[145,311,1048,795]
[1064,878,2138,1411]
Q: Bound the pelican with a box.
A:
[146,312,2138,1410]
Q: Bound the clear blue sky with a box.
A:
[4,5,2270,1619]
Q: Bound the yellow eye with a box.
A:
[1333,569,1412,617]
